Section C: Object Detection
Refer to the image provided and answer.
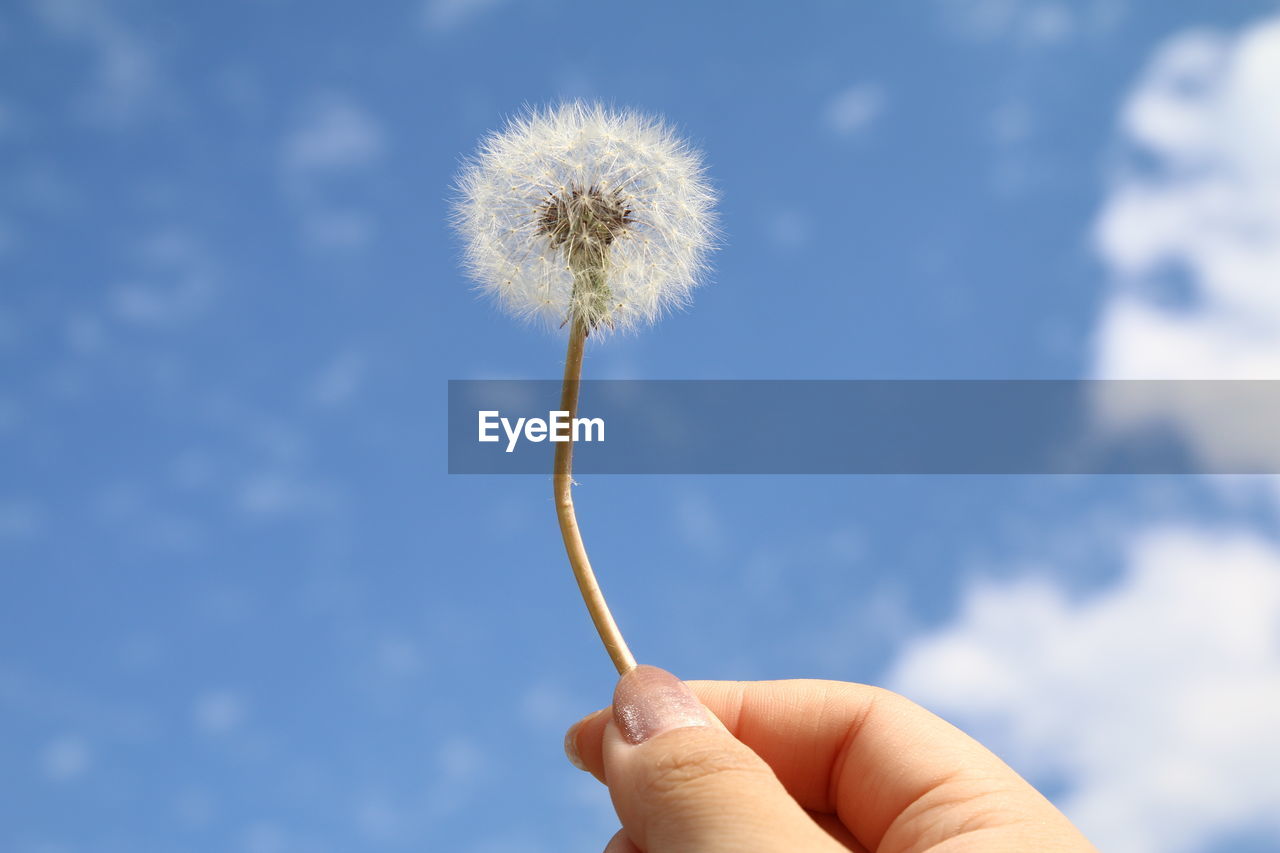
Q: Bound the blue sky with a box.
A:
[4,1,1280,851]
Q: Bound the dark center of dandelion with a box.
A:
[536,184,634,258]
[536,184,634,331]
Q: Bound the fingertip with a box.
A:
[565,707,611,782]
[564,720,589,772]
[602,828,641,853]
[570,668,729,784]
[612,664,714,745]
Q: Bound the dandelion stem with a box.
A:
[554,313,637,675]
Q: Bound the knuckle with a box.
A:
[893,772,1021,848]
[840,682,904,709]
[639,737,768,799]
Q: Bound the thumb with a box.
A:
[603,665,843,853]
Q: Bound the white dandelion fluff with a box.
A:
[454,101,717,334]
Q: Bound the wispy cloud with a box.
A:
[0,497,42,538]
[236,471,337,518]
[985,101,1047,196]
[306,348,369,408]
[281,94,386,251]
[764,207,812,251]
[673,490,726,559]
[822,83,885,137]
[283,96,385,174]
[109,229,216,329]
[518,679,584,730]
[192,689,247,735]
[0,217,15,258]
[0,396,21,433]
[91,481,202,552]
[0,98,18,139]
[937,0,1123,45]
[191,394,347,525]
[28,0,165,127]
[888,524,1280,853]
[425,736,487,821]
[422,0,508,34]
[41,734,92,781]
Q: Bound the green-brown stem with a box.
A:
[554,314,637,675]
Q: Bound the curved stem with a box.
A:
[554,317,637,675]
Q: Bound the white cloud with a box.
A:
[1093,18,1280,379]
[822,84,885,137]
[422,0,508,33]
[887,525,1280,853]
[1088,17,1280,487]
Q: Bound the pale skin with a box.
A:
[565,666,1099,853]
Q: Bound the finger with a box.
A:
[808,810,869,852]
[686,679,1094,851]
[571,723,869,851]
[570,678,1095,852]
[603,828,641,853]
[600,665,845,853]
[566,707,610,783]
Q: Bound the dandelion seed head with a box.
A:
[453,102,717,334]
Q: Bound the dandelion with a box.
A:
[454,101,716,334]
[454,102,717,674]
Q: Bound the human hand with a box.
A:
[565,665,1098,853]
